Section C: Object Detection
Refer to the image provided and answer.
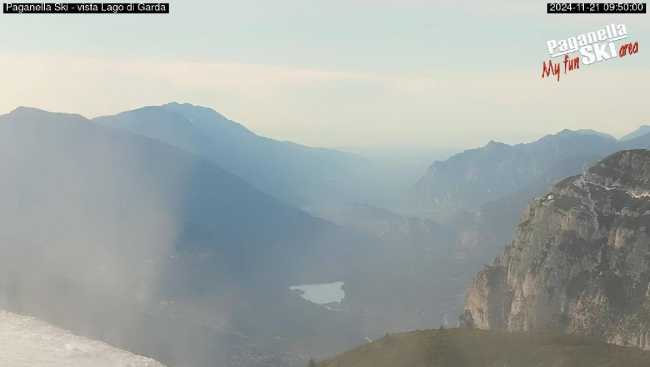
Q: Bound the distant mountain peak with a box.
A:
[3,106,88,123]
[553,128,615,140]
[94,103,247,138]
[620,125,650,142]
[160,101,229,120]
[485,140,507,147]
[94,102,363,206]
[414,127,622,215]
[161,101,206,111]
[163,101,188,107]
[109,102,223,117]
[9,106,59,116]
[161,101,211,110]
[11,106,43,113]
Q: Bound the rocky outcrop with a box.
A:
[464,150,650,350]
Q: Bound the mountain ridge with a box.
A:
[621,125,650,142]
[0,107,377,367]
[414,128,623,216]
[94,102,368,207]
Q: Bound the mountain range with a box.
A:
[0,106,378,367]
[621,125,650,142]
[319,150,650,367]
[94,103,370,208]
[412,128,650,309]
[0,103,472,367]
[1,102,649,367]
[414,130,619,216]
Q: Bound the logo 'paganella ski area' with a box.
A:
[541,24,639,81]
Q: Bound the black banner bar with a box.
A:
[547,2,646,13]
[3,3,169,14]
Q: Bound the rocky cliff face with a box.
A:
[463,150,650,350]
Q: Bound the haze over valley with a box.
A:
[3,0,650,364]
[1,101,650,366]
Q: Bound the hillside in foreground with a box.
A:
[0,310,164,367]
[317,328,650,367]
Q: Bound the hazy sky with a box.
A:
[0,0,648,149]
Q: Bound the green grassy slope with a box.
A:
[317,329,650,367]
